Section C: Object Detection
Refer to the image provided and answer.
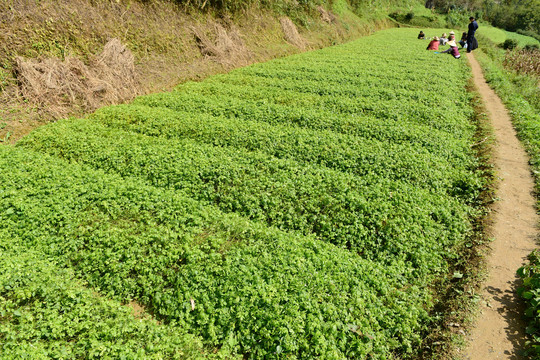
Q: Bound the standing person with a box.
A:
[467,16,479,53]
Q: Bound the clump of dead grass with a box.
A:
[317,6,337,24]
[15,38,138,118]
[279,17,307,50]
[191,22,253,68]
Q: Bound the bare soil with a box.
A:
[462,52,538,359]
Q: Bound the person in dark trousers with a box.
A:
[467,17,479,53]
[418,31,425,39]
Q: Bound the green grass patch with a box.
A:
[479,24,540,47]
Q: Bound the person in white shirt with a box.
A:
[439,33,448,45]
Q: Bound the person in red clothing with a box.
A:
[426,36,440,50]
[438,40,461,59]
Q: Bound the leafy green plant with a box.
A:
[0,146,431,358]
[501,38,518,49]
[0,243,217,359]
[518,250,540,357]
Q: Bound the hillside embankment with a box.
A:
[0,0,423,143]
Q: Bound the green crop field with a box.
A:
[1,28,487,358]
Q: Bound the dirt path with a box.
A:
[462,52,538,359]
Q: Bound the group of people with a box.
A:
[417,17,479,59]
[424,31,462,58]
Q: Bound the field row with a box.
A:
[20,118,473,274]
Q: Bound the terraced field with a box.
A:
[1,28,486,358]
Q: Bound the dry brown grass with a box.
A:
[503,48,540,78]
[191,22,253,68]
[15,39,138,118]
[279,17,307,50]
[317,5,337,24]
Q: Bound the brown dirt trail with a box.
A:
[462,53,538,358]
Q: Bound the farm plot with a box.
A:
[1,147,431,358]
[4,28,485,358]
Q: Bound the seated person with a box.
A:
[439,33,448,45]
[439,40,461,59]
[426,36,440,50]
[459,32,468,48]
[418,31,425,39]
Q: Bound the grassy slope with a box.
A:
[479,24,540,47]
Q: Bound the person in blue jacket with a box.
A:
[467,16,479,53]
